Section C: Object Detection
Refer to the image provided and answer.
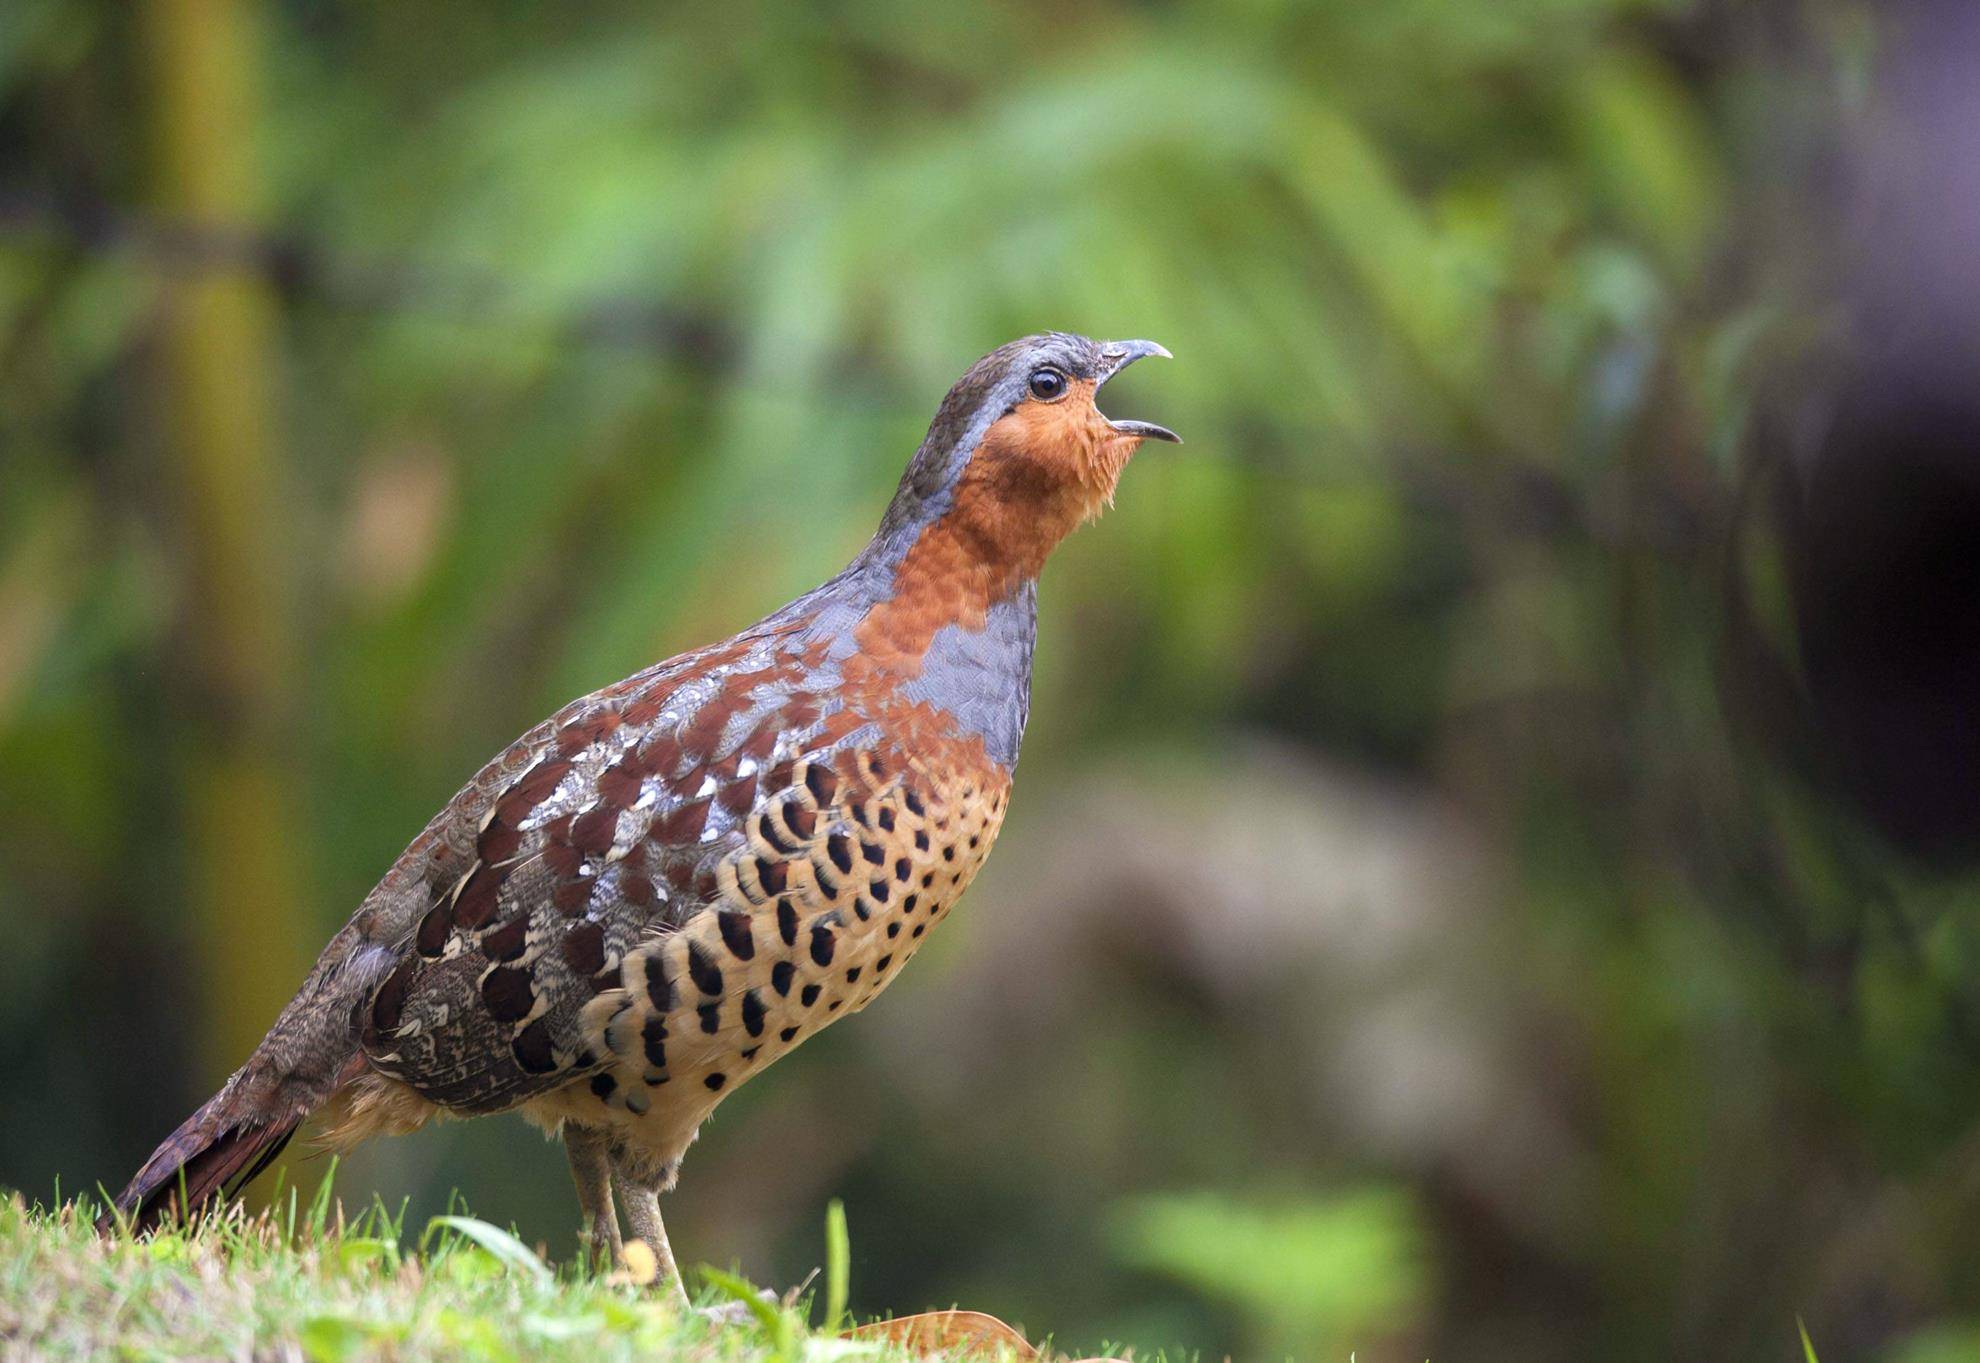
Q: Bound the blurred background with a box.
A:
[8,0,1980,1358]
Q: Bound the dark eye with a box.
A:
[1028,367,1068,401]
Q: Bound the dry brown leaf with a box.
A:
[844,1309,1037,1358]
[843,1310,1130,1363]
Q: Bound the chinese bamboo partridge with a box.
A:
[105,332,1177,1298]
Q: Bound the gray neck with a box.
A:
[897,579,1037,769]
[767,514,1039,772]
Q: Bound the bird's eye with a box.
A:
[1028,367,1068,401]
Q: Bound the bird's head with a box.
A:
[837,333,1177,685]
[872,332,1178,581]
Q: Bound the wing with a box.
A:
[356,627,841,1113]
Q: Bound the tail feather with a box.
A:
[98,1089,304,1234]
[98,922,398,1234]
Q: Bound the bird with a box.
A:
[104,331,1178,1300]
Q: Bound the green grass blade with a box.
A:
[420,1215,553,1285]
[306,1156,340,1237]
[823,1199,850,1334]
[701,1265,797,1358]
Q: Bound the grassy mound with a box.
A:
[0,1181,1085,1362]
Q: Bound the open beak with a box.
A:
[1095,339,1181,444]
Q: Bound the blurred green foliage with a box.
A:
[7,1,1980,1360]
[1111,1187,1423,1358]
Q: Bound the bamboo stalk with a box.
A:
[145,0,310,1081]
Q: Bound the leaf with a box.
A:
[334,1237,399,1273]
[144,1235,189,1264]
[801,1341,890,1363]
[844,1310,1036,1359]
[1109,1187,1424,1352]
[1566,49,1723,268]
[521,1313,607,1341]
[431,1306,518,1361]
[439,1247,505,1286]
[419,1215,552,1285]
[297,1315,371,1363]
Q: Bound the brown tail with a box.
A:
[98,1089,304,1233]
[97,922,401,1234]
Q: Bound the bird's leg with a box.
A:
[564,1124,621,1270]
[607,1143,688,1309]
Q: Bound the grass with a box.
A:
[0,1176,1065,1362]
[0,1179,1874,1363]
